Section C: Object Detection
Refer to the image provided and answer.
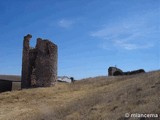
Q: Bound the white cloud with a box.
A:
[57,19,74,28]
[114,40,154,50]
[90,9,159,50]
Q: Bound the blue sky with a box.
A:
[0,0,159,79]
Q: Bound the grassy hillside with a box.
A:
[0,71,160,120]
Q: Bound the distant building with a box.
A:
[57,76,73,83]
[0,76,21,93]
[0,80,12,92]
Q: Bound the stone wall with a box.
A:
[0,79,12,92]
[21,34,57,88]
[108,67,145,76]
[108,67,123,76]
[123,69,145,75]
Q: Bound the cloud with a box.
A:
[114,40,154,50]
[90,9,159,50]
[57,19,74,28]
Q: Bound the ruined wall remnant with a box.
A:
[0,80,12,93]
[123,69,145,75]
[21,34,58,88]
[108,67,123,76]
[108,67,145,76]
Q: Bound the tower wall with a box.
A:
[34,39,57,87]
[21,34,32,88]
[21,34,57,88]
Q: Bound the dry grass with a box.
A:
[0,71,160,120]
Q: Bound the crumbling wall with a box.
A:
[0,80,12,92]
[123,69,145,75]
[108,67,145,76]
[21,34,57,88]
[21,34,32,88]
[108,67,123,76]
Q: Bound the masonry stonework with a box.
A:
[108,67,123,76]
[108,67,145,76]
[21,34,57,88]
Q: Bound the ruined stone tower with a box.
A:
[21,34,57,88]
[108,67,123,76]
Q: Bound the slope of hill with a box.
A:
[0,75,21,81]
[0,71,160,120]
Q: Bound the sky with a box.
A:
[0,0,159,79]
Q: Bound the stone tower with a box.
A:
[21,34,58,88]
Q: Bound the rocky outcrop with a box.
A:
[21,34,58,88]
